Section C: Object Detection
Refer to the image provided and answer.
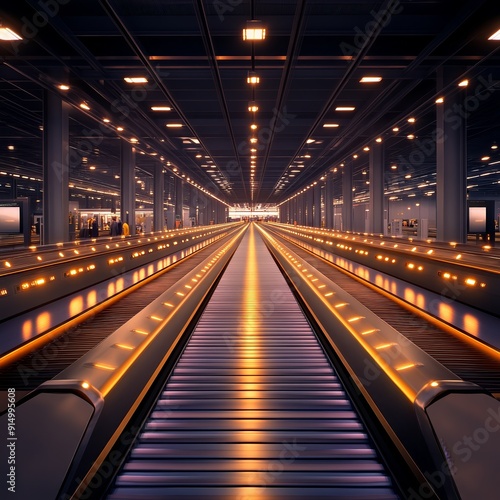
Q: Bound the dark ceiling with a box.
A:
[0,0,499,209]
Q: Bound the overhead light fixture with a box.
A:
[124,77,148,84]
[151,106,171,111]
[166,123,183,128]
[335,106,355,111]
[58,84,70,91]
[250,137,258,143]
[375,137,383,143]
[248,101,259,112]
[360,76,382,83]
[408,117,416,123]
[117,126,124,132]
[243,20,266,41]
[250,124,257,130]
[488,29,500,40]
[247,71,260,84]
[392,127,400,132]
[103,118,111,123]
[458,79,469,87]
[80,102,90,111]
[323,123,340,128]
[0,27,22,41]
[435,97,444,104]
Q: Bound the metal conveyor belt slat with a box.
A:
[107,225,399,499]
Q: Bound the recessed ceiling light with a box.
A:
[458,79,469,87]
[103,118,111,123]
[124,77,148,83]
[117,126,124,132]
[7,145,14,150]
[151,106,171,111]
[375,137,383,143]
[488,29,500,40]
[360,76,382,83]
[335,106,356,111]
[323,123,340,128]
[408,117,416,123]
[58,84,70,91]
[435,97,444,104]
[166,123,183,128]
[80,102,90,110]
[481,156,491,161]
[393,127,399,132]
[0,27,22,41]
[306,138,315,144]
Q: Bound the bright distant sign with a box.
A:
[0,205,22,233]
[468,206,486,233]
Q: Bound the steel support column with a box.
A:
[369,142,385,234]
[436,70,467,243]
[120,140,135,230]
[153,162,164,232]
[43,90,70,244]
[342,163,353,231]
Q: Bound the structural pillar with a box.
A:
[43,90,70,244]
[325,171,334,229]
[120,140,136,230]
[313,183,321,227]
[305,189,313,226]
[342,162,353,231]
[436,69,467,243]
[153,162,164,232]
[175,176,184,228]
[369,142,385,234]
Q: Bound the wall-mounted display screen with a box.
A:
[469,206,487,233]
[0,205,22,233]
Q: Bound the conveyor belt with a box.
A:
[268,228,500,394]
[0,239,230,390]
[107,225,399,499]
